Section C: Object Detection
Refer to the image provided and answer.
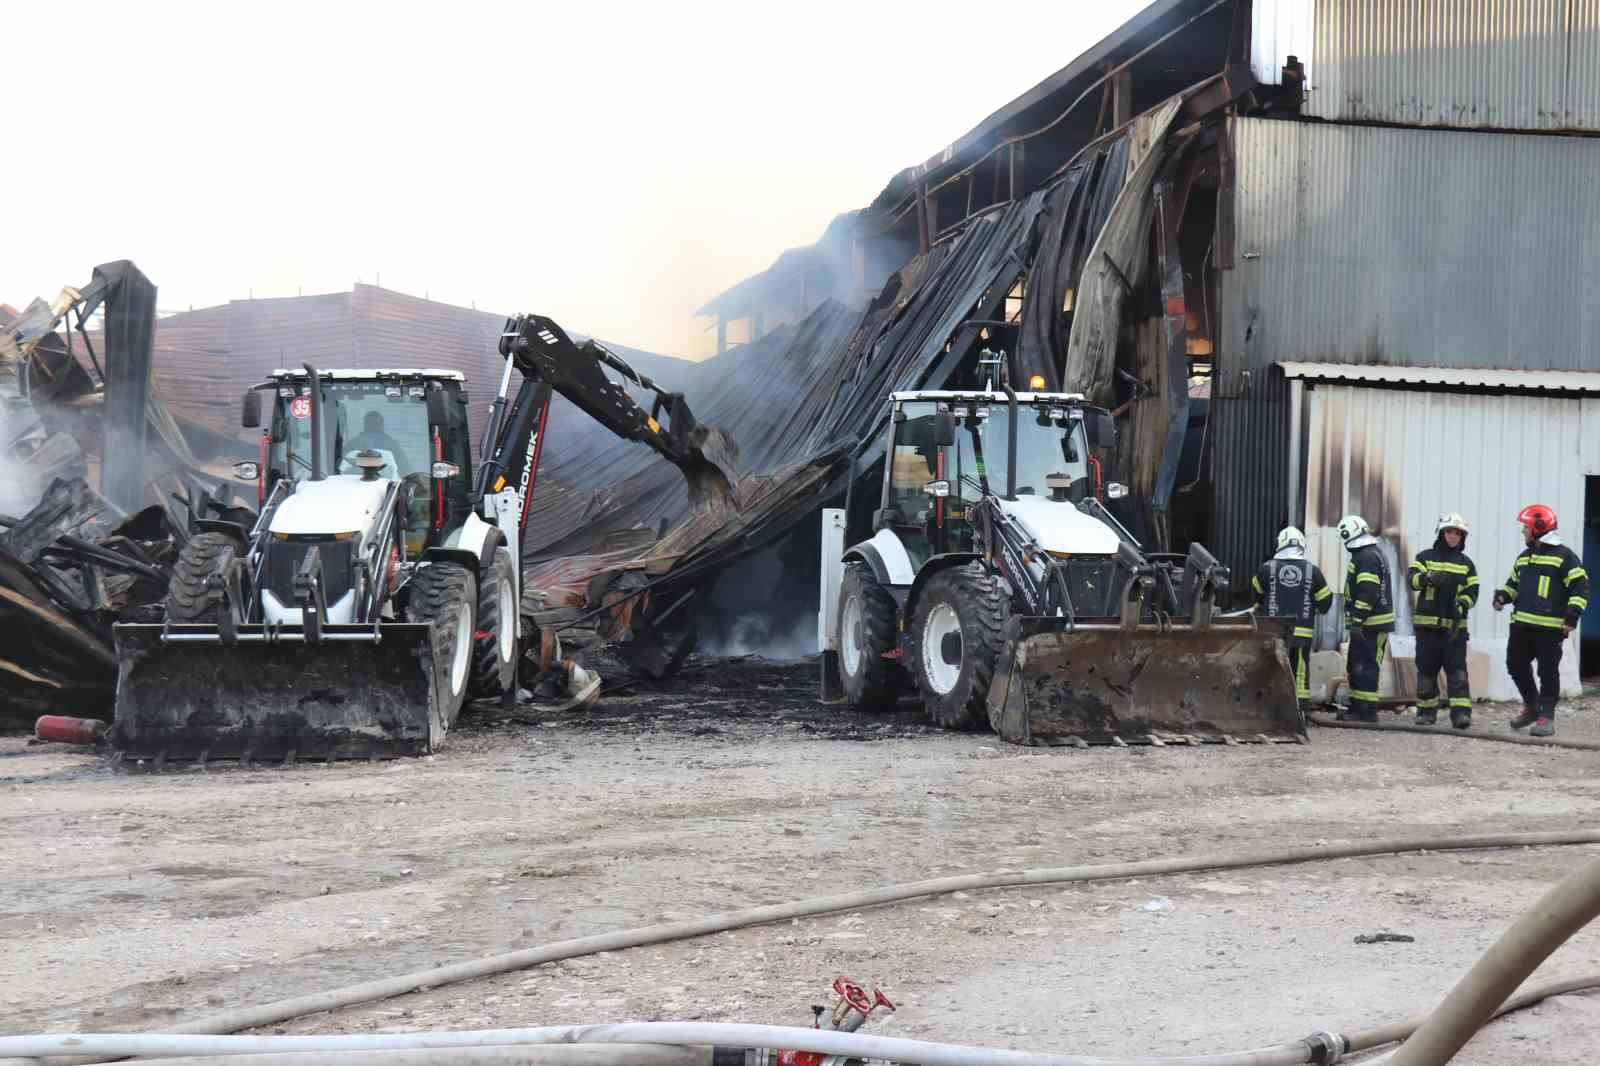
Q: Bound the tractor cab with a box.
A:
[879,389,1107,570]
[240,369,475,555]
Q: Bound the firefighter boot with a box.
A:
[1415,706,1438,726]
[1532,716,1555,738]
[1450,708,1472,730]
[1510,708,1540,731]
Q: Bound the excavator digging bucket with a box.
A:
[682,424,741,513]
[110,622,447,763]
[987,617,1303,746]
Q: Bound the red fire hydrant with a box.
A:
[777,977,895,1066]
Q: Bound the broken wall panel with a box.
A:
[94,261,158,513]
[1016,138,1130,387]
[1061,98,1185,404]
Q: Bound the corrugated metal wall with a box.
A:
[1213,114,1600,598]
[1221,116,1600,384]
[1211,378,1290,592]
[1302,383,1588,698]
[1297,0,1600,130]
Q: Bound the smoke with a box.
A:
[0,401,76,518]
[698,601,818,660]
[696,536,820,661]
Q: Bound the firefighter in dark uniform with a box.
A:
[1408,512,1479,730]
[1337,515,1395,723]
[1252,525,1333,718]
[1492,504,1590,737]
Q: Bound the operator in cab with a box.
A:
[1251,526,1333,720]
[347,411,413,475]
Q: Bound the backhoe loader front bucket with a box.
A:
[110,621,448,763]
[986,616,1302,746]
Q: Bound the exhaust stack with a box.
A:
[303,363,325,481]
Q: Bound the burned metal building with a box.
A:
[682,0,1600,698]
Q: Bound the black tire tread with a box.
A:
[839,561,901,709]
[912,562,1007,730]
[470,550,516,699]
[165,532,243,623]
[405,562,476,726]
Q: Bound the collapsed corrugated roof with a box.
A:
[523,134,1145,636]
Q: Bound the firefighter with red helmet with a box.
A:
[1408,513,1479,729]
[1337,514,1395,723]
[1492,504,1590,737]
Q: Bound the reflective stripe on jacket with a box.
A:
[1345,543,1395,632]
[1409,543,1479,630]
[1500,542,1590,630]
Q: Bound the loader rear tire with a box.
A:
[470,549,518,700]
[910,562,1006,731]
[165,531,244,623]
[838,561,901,709]
[406,562,477,732]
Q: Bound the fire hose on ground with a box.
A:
[8,832,1600,1066]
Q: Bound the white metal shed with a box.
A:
[1284,364,1600,700]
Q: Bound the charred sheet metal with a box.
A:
[1062,98,1185,403]
[0,478,182,730]
[1300,0,1600,132]
[1301,381,1588,699]
[1016,139,1130,388]
[86,261,158,513]
[522,172,1131,638]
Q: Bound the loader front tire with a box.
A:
[910,562,1006,731]
[838,561,901,709]
[470,549,518,700]
[165,531,244,623]
[406,562,477,732]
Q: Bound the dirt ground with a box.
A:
[5,655,1600,1064]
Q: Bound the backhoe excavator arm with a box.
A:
[477,314,739,527]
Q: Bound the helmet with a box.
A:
[1276,526,1306,552]
[1336,515,1370,544]
[1517,504,1557,537]
[1436,513,1469,535]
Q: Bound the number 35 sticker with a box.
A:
[290,396,312,419]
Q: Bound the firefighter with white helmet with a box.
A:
[1407,513,1479,729]
[1337,514,1394,722]
[1492,504,1590,737]
[1252,525,1333,718]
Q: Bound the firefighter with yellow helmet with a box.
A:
[1337,515,1394,722]
[1407,513,1478,729]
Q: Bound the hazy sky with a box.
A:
[7,1,1147,359]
